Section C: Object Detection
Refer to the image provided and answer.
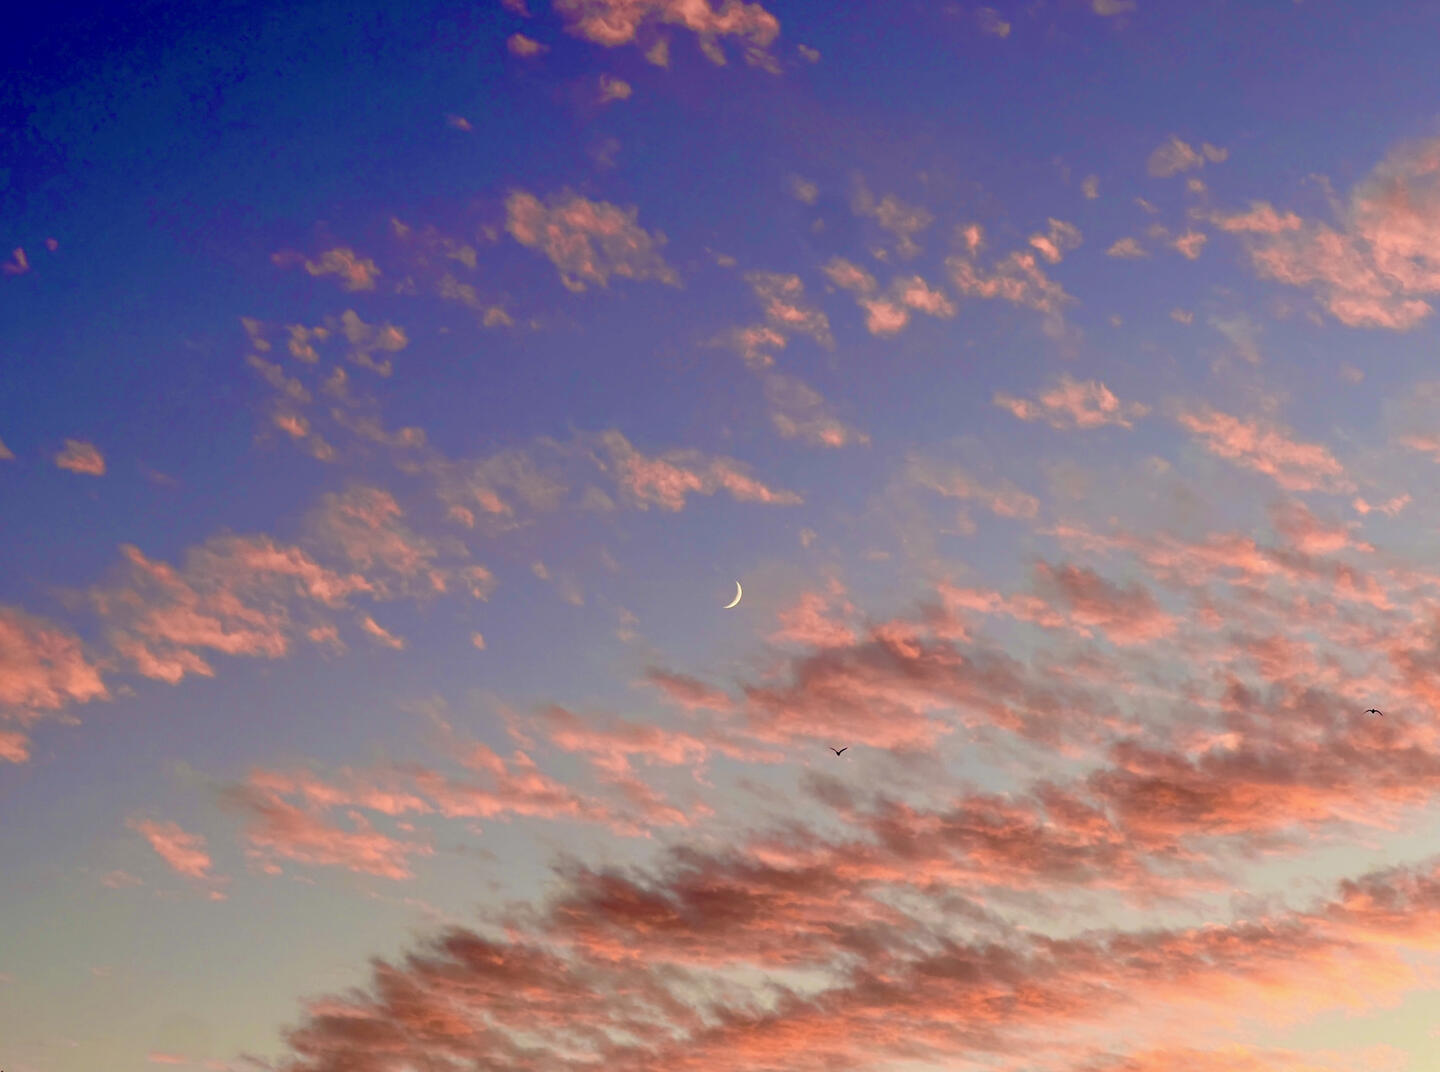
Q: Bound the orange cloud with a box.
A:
[642,668,732,711]
[129,818,213,879]
[745,271,832,346]
[762,372,869,447]
[1148,135,1227,177]
[506,189,680,291]
[597,430,801,509]
[92,535,373,684]
[301,247,379,291]
[553,0,781,69]
[1211,136,1440,329]
[55,438,105,475]
[507,32,547,56]
[994,374,1149,430]
[946,224,1075,335]
[908,455,1040,519]
[1175,404,1353,493]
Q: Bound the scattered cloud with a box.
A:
[1212,137,1440,329]
[55,438,105,475]
[594,430,802,509]
[552,0,781,69]
[598,74,632,102]
[745,271,833,346]
[1174,404,1354,493]
[994,374,1150,430]
[300,248,379,291]
[507,190,680,291]
[1148,135,1227,177]
[508,33,547,56]
[129,818,214,879]
[976,7,1011,36]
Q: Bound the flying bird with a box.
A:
[1365,708,1383,716]
[829,747,847,755]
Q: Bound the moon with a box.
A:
[723,581,743,609]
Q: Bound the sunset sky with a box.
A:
[9,1,1440,1070]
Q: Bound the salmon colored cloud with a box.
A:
[596,429,801,509]
[554,0,781,69]
[995,374,1149,430]
[1174,404,1354,493]
[506,189,680,291]
[1212,136,1440,329]
[129,818,214,879]
[55,438,105,475]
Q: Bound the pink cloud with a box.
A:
[507,189,680,292]
[745,271,832,346]
[1170,230,1208,259]
[1031,561,1177,645]
[823,258,955,335]
[597,430,801,509]
[642,668,733,712]
[994,374,1149,430]
[231,785,432,880]
[0,729,31,763]
[1106,237,1147,258]
[553,0,781,69]
[1028,218,1084,264]
[770,583,859,648]
[852,184,935,258]
[1175,404,1354,493]
[507,32,547,56]
[269,838,1440,1072]
[1148,135,1226,178]
[0,606,107,712]
[946,225,1075,335]
[129,818,213,879]
[55,438,105,475]
[762,372,869,447]
[92,535,372,683]
[359,615,405,650]
[1211,137,1440,329]
[908,455,1040,519]
[300,247,379,291]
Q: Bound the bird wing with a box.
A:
[837,747,847,754]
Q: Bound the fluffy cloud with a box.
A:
[0,607,107,762]
[1147,135,1228,178]
[553,0,781,68]
[299,247,379,291]
[745,271,832,346]
[1211,136,1440,328]
[91,535,373,684]
[823,258,955,335]
[507,190,680,291]
[946,224,1075,335]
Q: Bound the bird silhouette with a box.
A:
[830,747,847,755]
[1365,708,1383,716]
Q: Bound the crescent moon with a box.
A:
[723,581,742,609]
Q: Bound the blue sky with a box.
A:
[6,2,1440,1071]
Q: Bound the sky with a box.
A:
[8,0,1440,1069]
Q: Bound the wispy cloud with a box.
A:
[55,438,105,475]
